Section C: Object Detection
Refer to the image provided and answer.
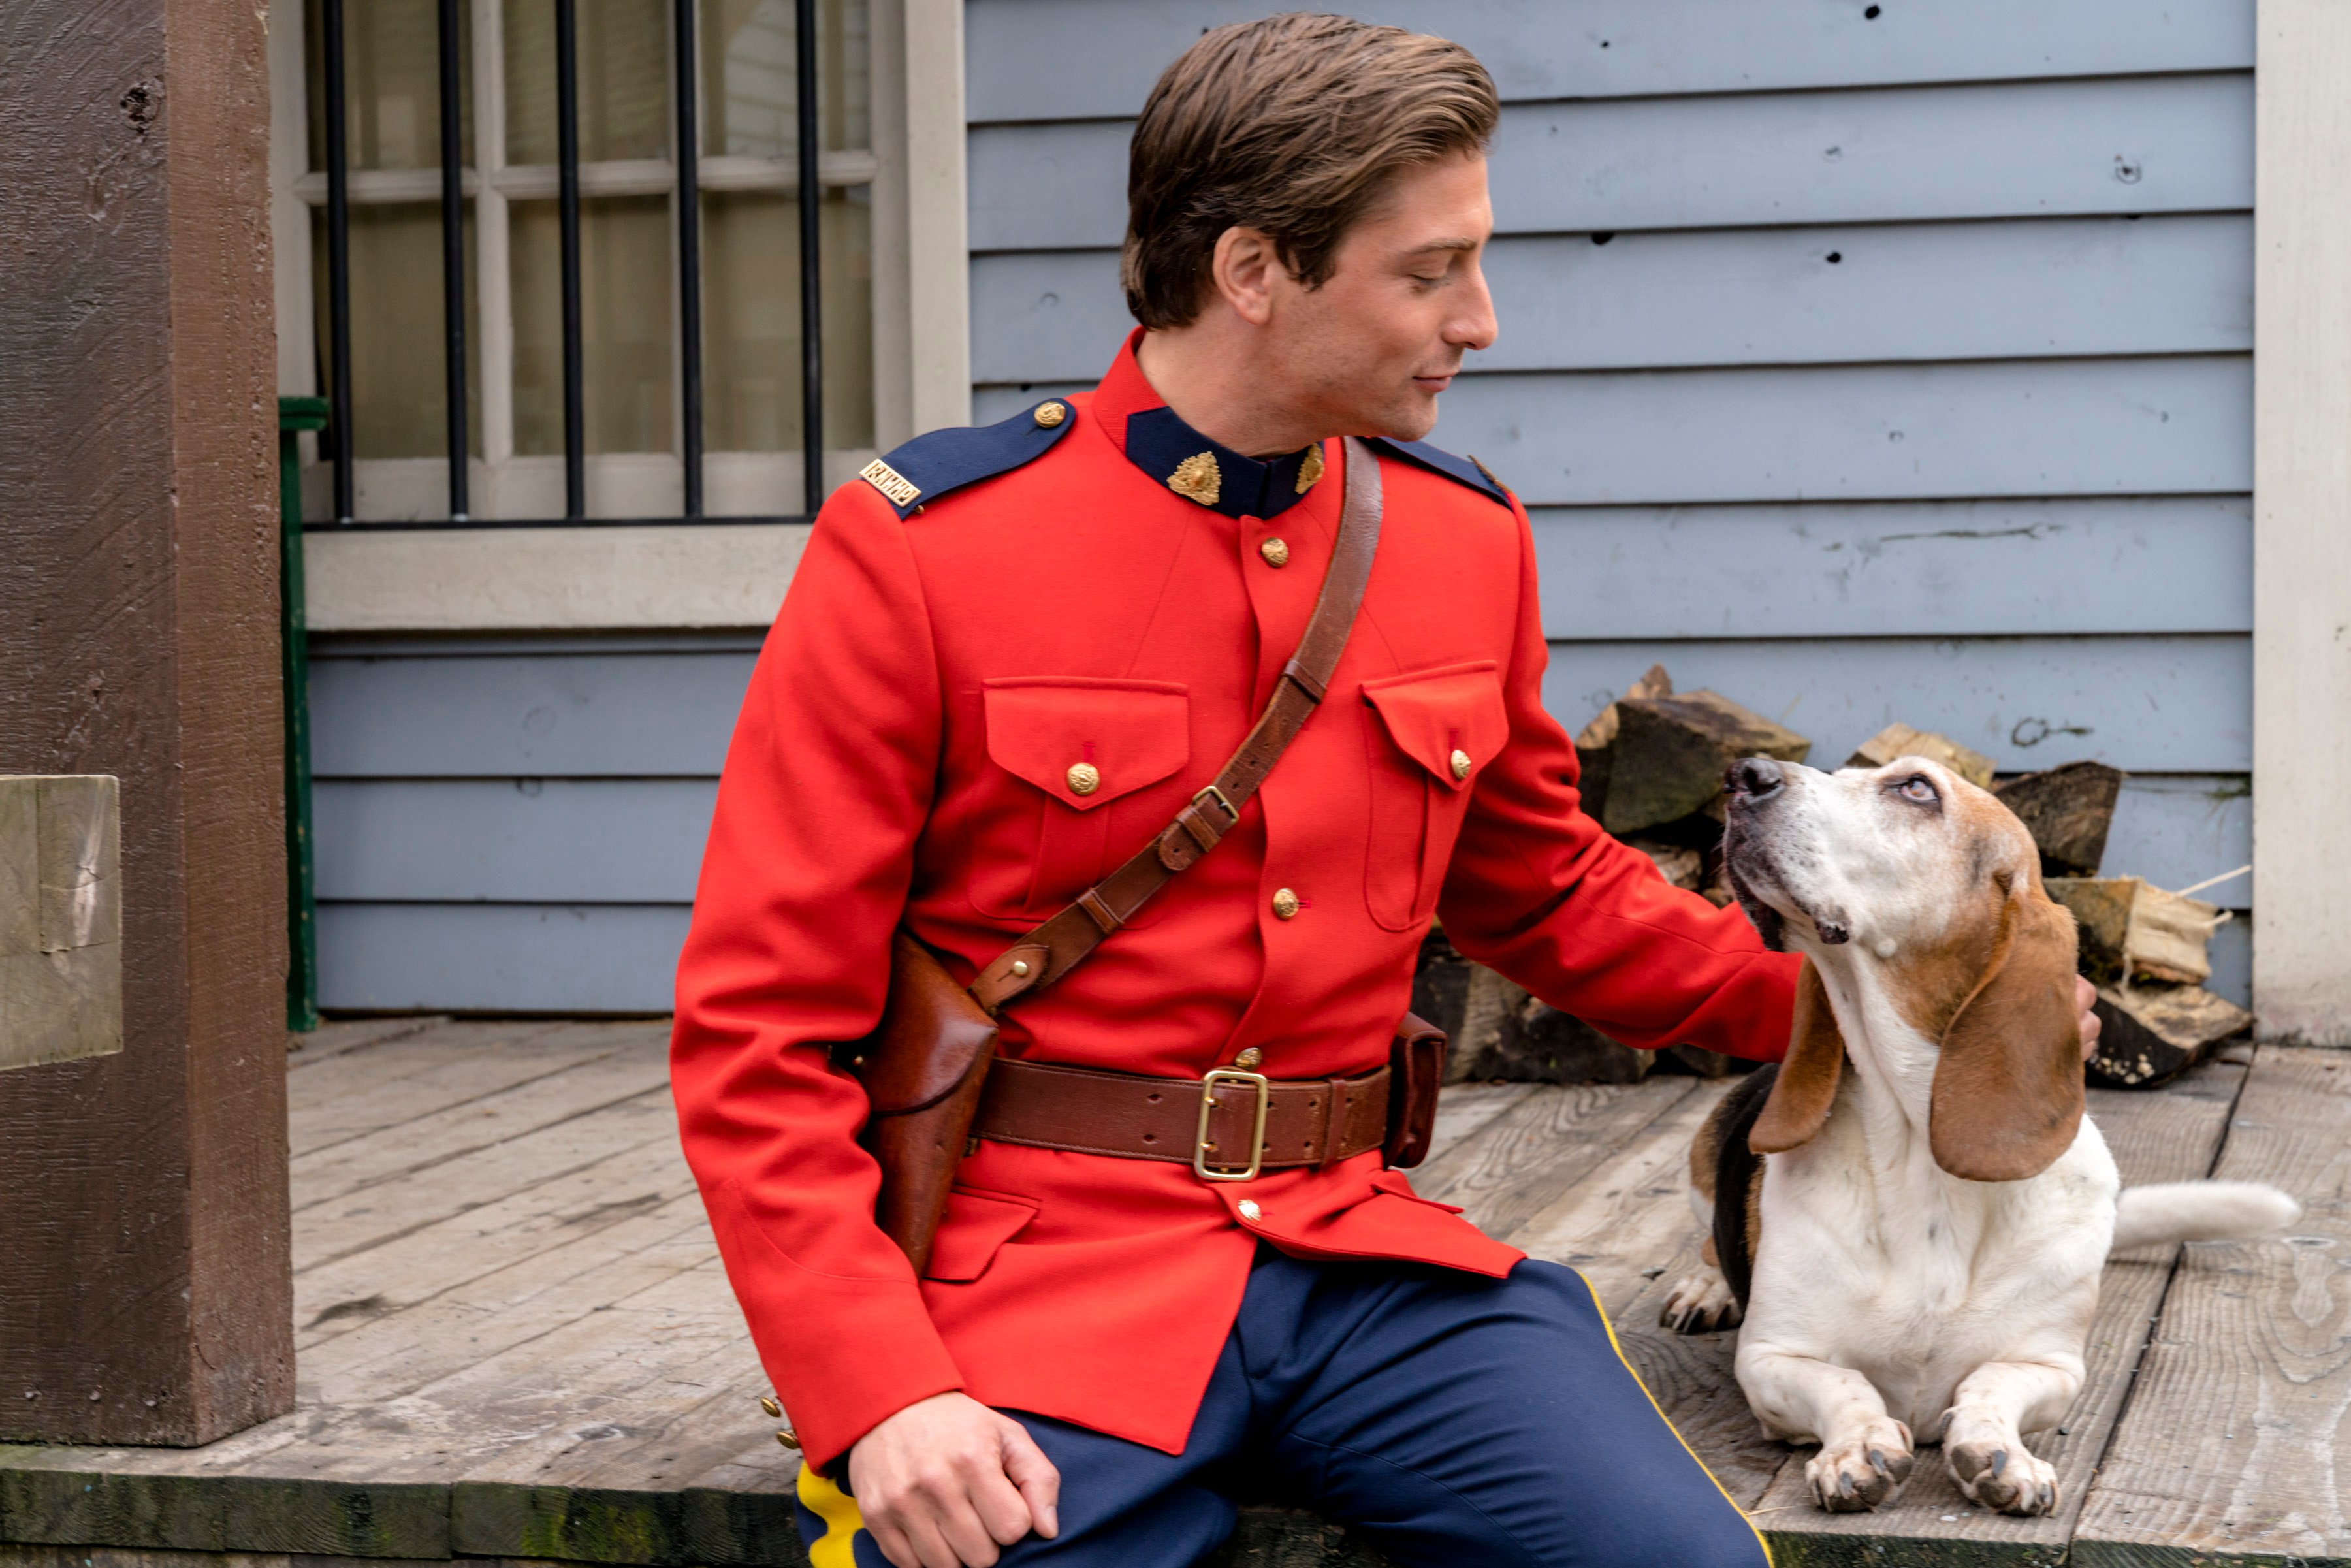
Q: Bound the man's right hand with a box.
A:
[846,1391,1061,1568]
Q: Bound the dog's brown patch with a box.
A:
[1751,959,1846,1153]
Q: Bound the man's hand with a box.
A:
[2076,975,2102,1063]
[846,1392,1060,1568]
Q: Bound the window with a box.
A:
[290,0,879,523]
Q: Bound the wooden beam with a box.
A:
[2252,0,2351,1045]
[0,0,292,1441]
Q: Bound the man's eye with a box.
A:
[1896,776,1937,805]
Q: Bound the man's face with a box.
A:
[1268,153,1498,443]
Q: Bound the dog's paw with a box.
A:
[1804,1421,1913,1512]
[1659,1268,1742,1335]
[1948,1437,2058,1516]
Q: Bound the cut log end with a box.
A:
[1842,723,1996,790]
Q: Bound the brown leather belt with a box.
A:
[973,1057,1390,1180]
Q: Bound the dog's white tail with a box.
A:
[2111,1182,2301,1253]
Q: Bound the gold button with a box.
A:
[1450,748,1473,782]
[775,1428,801,1450]
[759,1396,782,1418]
[1271,888,1300,920]
[1033,400,1067,429]
[1010,959,1031,977]
[1066,761,1100,795]
[1238,1200,1262,1222]
[1234,1047,1263,1069]
[1259,537,1290,568]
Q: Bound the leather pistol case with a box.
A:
[1383,1011,1449,1169]
[840,931,1000,1275]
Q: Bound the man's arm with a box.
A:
[1435,504,1802,1059]
[670,483,969,1467]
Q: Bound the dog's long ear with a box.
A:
[1751,958,1845,1153]
[1929,888,2084,1182]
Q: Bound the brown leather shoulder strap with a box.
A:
[970,436,1383,1012]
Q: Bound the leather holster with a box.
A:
[1384,1011,1448,1168]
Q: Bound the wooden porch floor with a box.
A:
[1,1018,2345,1567]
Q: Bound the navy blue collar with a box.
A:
[1121,406,1324,520]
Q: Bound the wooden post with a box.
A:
[2254,0,2351,1046]
[0,0,293,1443]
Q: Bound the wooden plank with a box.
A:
[1544,634,2250,778]
[1712,1064,2245,1565]
[1527,498,2250,641]
[287,1012,452,1066]
[1411,1077,1699,1244]
[2073,1047,2351,1563]
[966,0,2253,121]
[291,1030,672,1210]
[313,780,717,903]
[973,216,2253,383]
[315,904,691,1016]
[289,1021,645,1155]
[1437,357,2250,509]
[292,1087,680,1273]
[308,645,755,780]
[967,76,2252,251]
[1424,1081,1539,1170]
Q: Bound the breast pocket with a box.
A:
[1360,662,1509,931]
[967,677,1191,920]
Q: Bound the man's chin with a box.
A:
[1360,392,1442,443]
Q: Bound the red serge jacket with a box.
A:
[671,333,1802,1473]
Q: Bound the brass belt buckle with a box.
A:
[1195,1067,1270,1181]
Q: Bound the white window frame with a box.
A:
[268,0,968,628]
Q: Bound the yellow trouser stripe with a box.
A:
[796,1462,866,1568]
[1577,1270,1776,1568]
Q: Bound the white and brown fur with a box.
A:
[1663,756,2297,1516]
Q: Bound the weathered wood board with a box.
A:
[0,1024,2329,1568]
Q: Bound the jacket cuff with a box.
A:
[708,1184,966,1474]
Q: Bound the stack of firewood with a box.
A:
[1412,666,2252,1089]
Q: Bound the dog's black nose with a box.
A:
[1727,757,1783,801]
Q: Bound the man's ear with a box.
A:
[1751,958,1845,1153]
[1210,227,1281,326]
[1929,889,2085,1182]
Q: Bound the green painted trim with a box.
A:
[278,396,322,1031]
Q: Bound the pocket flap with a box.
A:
[923,1186,1040,1281]
[982,679,1190,812]
[1362,662,1508,791]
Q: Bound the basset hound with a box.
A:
[1662,754,2297,1516]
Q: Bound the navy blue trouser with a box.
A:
[795,1250,1769,1568]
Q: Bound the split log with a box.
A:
[2047,877,2230,987]
[2087,984,2252,1089]
[1627,839,1704,893]
[1994,760,2125,876]
[1573,664,1672,827]
[1843,722,1996,789]
[1601,691,1810,836]
[1501,995,1653,1084]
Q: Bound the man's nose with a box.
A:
[1449,264,1497,353]
[1727,757,1783,801]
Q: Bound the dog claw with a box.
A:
[1989,1450,2007,1477]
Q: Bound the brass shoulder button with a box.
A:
[1033,400,1068,429]
[759,1396,782,1418]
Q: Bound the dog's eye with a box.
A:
[1895,775,1938,805]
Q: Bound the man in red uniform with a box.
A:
[673,16,2092,1568]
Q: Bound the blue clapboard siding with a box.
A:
[318,902,693,1015]
[976,216,2254,383]
[967,0,2252,120]
[964,0,2257,1000]
[970,76,2253,252]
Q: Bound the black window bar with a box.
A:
[316,0,826,530]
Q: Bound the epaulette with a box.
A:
[1363,436,1512,507]
[857,398,1078,519]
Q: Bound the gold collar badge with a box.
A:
[1294,443,1324,494]
[1168,452,1221,506]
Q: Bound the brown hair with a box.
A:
[1121,14,1499,329]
